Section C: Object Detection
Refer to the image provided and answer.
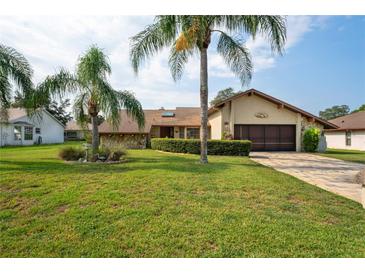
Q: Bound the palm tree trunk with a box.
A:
[199,47,208,164]
[91,115,99,153]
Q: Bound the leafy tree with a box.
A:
[0,44,33,120]
[35,45,145,153]
[351,104,365,113]
[130,16,286,163]
[45,99,73,125]
[319,105,350,120]
[210,87,236,106]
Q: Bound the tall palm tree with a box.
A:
[36,45,145,152]
[130,16,286,163]
[0,44,33,120]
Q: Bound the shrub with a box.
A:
[59,146,84,161]
[151,138,251,156]
[303,127,321,152]
[99,140,127,161]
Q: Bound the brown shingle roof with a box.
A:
[326,111,365,131]
[65,120,92,131]
[98,107,201,134]
[6,108,27,121]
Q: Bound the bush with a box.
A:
[151,138,251,156]
[303,127,321,152]
[59,146,84,161]
[99,140,127,161]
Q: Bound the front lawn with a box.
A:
[0,144,364,257]
[319,148,365,164]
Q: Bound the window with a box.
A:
[14,126,22,140]
[24,126,33,141]
[346,131,351,146]
[186,128,200,139]
[161,112,175,117]
[66,131,78,138]
[179,127,185,138]
[35,128,41,134]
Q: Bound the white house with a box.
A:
[325,111,365,151]
[0,108,64,147]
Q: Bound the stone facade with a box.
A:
[100,134,148,149]
[300,117,326,152]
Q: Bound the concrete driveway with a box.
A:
[250,152,364,203]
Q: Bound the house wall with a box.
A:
[208,94,326,152]
[150,126,160,138]
[325,130,365,151]
[208,110,222,140]
[0,111,64,146]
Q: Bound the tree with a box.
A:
[46,99,73,125]
[130,16,286,163]
[210,87,236,106]
[319,105,350,120]
[351,104,365,113]
[35,45,145,153]
[0,44,33,120]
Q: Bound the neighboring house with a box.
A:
[325,111,365,151]
[0,108,64,147]
[98,107,203,148]
[64,120,91,141]
[99,89,338,151]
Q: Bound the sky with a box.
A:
[0,15,364,115]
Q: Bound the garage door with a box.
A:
[234,125,296,151]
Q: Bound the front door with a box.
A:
[160,126,174,138]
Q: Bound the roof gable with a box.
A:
[2,108,65,127]
[209,88,338,129]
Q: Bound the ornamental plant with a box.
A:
[303,127,321,152]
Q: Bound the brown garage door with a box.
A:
[234,124,296,151]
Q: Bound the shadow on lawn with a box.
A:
[0,154,262,175]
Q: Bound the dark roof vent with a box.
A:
[161,111,175,117]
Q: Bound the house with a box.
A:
[64,120,91,141]
[99,89,338,151]
[324,111,365,151]
[98,107,202,148]
[0,108,64,146]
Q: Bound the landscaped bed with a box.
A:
[0,144,365,257]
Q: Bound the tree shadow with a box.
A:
[0,153,261,175]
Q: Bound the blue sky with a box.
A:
[0,16,364,115]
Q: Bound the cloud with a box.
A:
[0,16,327,108]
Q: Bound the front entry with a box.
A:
[234,124,296,151]
[160,126,174,138]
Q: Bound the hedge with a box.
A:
[151,138,252,156]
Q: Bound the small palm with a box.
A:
[36,45,145,152]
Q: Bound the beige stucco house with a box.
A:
[98,89,338,151]
[208,89,337,151]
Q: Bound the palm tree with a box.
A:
[130,16,286,163]
[0,44,33,120]
[36,45,145,153]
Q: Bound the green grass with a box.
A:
[319,148,365,164]
[0,143,365,257]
